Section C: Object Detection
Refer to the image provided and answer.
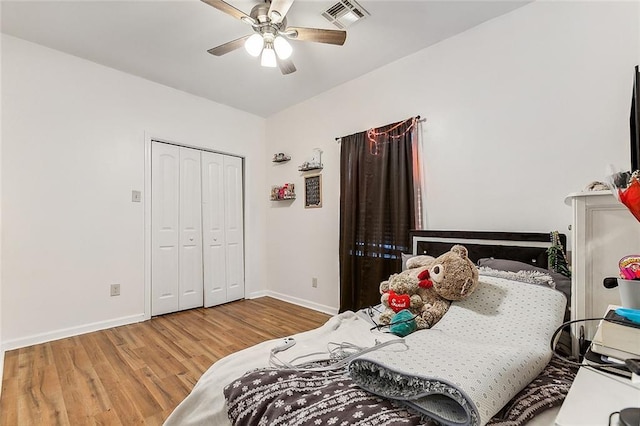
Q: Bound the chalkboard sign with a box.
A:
[304,174,322,208]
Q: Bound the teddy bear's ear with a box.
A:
[450,245,469,259]
[406,255,435,269]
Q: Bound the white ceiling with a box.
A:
[1,0,530,117]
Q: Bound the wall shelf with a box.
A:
[271,183,295,201]
[298,164,323,172]
[298,148,323,172]
[272,153,291,163]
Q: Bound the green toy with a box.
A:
[389,309,417,337]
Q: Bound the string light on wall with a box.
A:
[367,116,420,155]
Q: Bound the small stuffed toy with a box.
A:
[379,245,479,331]
[379,273,424,325]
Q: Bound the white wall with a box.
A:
[1,35,267,349]
[265,1,640,311]
[0,10,4,385]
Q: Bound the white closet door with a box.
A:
[151,142,180,315]
[201,152,227,307]
[178,147,204,310]
[224,155,245,302]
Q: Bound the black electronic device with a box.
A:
[630,65,640,172]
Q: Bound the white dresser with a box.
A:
[565,190,640,353]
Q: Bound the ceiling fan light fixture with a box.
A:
[261,46,277,68]
[244,33,264,57]
[273,36,293,60]
[270,10,282,23]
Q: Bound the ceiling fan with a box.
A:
[202,0,347,75]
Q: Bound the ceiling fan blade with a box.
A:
[207,34,252,56]
[277,57,296,75]
[285,27,347,46]
[201,0,255,24]
[268,0,294,23]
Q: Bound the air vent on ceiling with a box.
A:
[322,0,370,29]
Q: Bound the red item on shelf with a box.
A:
[619,177,640,222]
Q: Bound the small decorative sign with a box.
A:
[304,174,322,208]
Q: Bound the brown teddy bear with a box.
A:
[379,245,479,330]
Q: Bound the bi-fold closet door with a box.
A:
[151,142,244,316]
[201,151,245,307]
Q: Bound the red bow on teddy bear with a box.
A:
[418,269,433,289]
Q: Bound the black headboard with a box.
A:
[409,230,567,269]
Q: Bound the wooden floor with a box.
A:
[0,297,330,425]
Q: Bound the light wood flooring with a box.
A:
[0,297,331,425]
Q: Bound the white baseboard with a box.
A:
[1,294,337,353]
[247,290,268,299]
[249,291,339,316]
[1,313,146,352]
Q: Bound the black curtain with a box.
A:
[339,119,416,312]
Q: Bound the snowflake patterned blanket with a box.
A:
[224,364,429,426]
[348,276,566,426]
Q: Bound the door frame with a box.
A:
[143,133,246,320]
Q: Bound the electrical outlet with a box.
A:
[110,284,121,297]
[312,277,318,288]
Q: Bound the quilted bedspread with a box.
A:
[348,275,567,426]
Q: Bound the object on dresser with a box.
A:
[599,309,640,354]
[616,307,640,323]
[603,275,640,310]
[605,170,640,222]
[619,255,640,280]
[617,255,640,309]
[584,181,609,191]
[591,309,640,360]
[618,280,640,309]
[583,347,632,379]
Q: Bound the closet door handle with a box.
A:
[189,237,194,242]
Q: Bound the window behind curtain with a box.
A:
[339,118,419,312]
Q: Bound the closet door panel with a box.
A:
[201,151,227,307]
[224,155,245,302]
[151,142,180,315]
[178,147,204,310]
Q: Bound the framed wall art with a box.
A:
[304,174,322,208]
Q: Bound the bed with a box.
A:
[163,230,576,426]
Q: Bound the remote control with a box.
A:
[272,337,296,353]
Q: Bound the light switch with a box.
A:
[132,190,141,202]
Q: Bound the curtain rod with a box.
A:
[335,115,424,142]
